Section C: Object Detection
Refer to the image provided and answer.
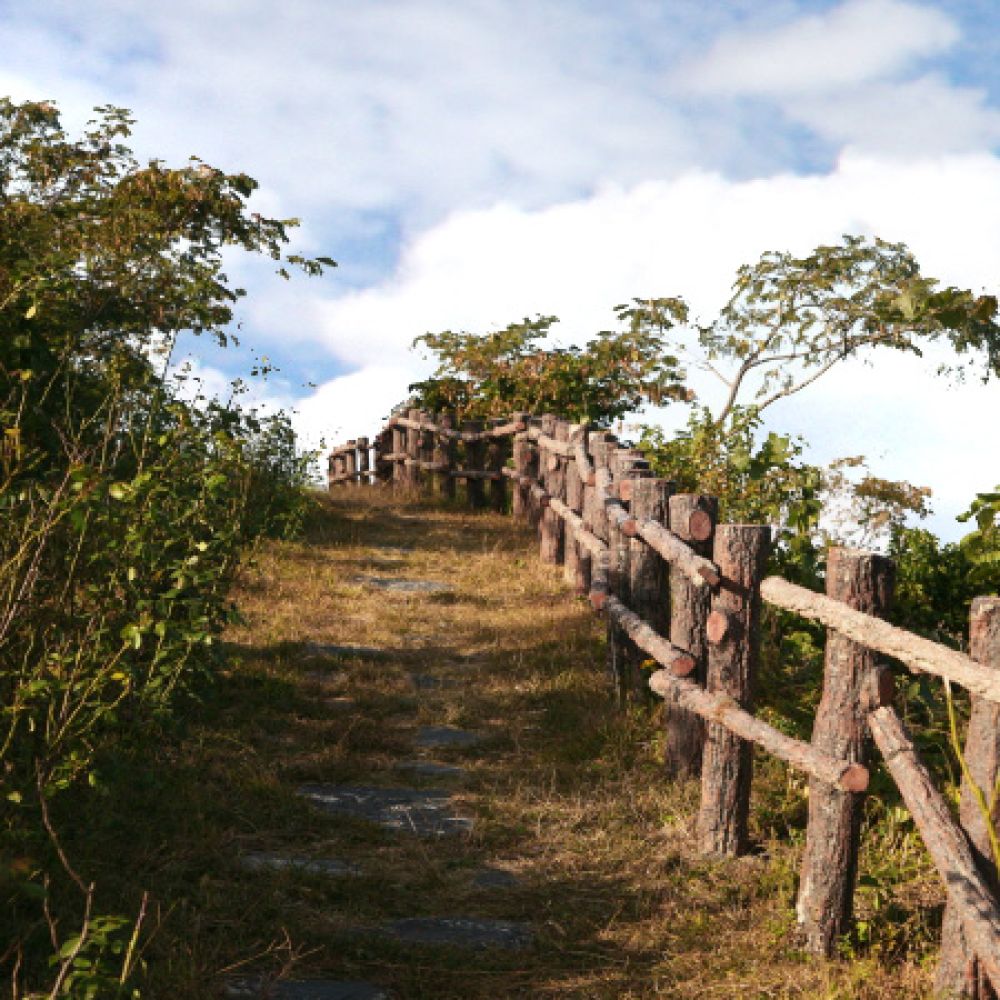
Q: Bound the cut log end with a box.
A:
[706,610,731,644]
[839,764,870,793]
[587,472,597,487]
[687,509,714,542]
[671,653,697,677]
[590,591,607,612]
[621,518,639,538]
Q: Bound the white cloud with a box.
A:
[293,364,416,454]
[679,0,958,97]
[786,73,1000,155]
[675,0,1000,156]
[299,149,1000,540]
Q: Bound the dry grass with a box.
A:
[75,486,946,998]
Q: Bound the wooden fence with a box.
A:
[329,408,1000,998]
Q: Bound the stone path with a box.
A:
[231,558,533,998]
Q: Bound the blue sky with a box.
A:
[2,0,999,540]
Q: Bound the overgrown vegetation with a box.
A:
[0,100,330,996]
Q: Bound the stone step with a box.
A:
[471,867,520,890]
[226,977,387,999]
[305,643,384,660]
[239,852,361,877]
[414,726,481,749]
[393,760,467,779]
[352,576,451,594]
[298,784,472,837]
[378,916,532,950]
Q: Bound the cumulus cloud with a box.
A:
[675,0,1000,156]
[679,0,958,97]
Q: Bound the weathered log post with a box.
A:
[536,415,559,563]
[344,441,357,487]
[563,425,585,593]
[356,436,370,486]
[434,411,457,499]
[698,524,770,856]
[511,413,532,519]
[585,431,613,612]
[664,495,718,779]
[525,417,544,529]
[374,429,392,484]
[463,419,486,508]
[605,447,646,704]
[629,478,673,701]
[391,416,406,487]
[937,597,1000,999]
[796,547,894,953]
[418,411,435,484]
[404,408,422,489]
[487,417,508,512]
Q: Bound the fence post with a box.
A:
[511,415,532,519]
[937,596,1000,999]
[538,415,561,563]
[796,547,895,953]
[487,418,507,512]
[563,425,584,592]
[698,524,770,856]
[344,441,357,487]
[392,416,406,487]
[433,411,456,499]
[665,495,718,779]
[356,436,370,486]
[419,411,434,484]
[463,419,485,508]
[628,478,673,700]
[405,408,422,490]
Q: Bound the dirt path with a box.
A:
[139,490,933,998]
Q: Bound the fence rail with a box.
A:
[329,408,1000,997]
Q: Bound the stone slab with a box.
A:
[409,673,455,691]
[305,643,383,659]
[414,726,481,749]
[226,978,388,1000]
[471,867,520,890]
[393,760,467,779]
[298,784,472,836]
[352,576,451,594]
[380,917,532,950]
[240,852,360,877]
[304,670,347,686]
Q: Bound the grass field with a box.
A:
[63,487,947,998]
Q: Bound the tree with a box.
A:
[682,235,999,426]
[410,299,690,424]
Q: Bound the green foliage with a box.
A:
[0,100,327,996]
[957,485,1000,579]
[410,299,690,424]
[693,234,999,424]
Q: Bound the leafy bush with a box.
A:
[0,99,329,996]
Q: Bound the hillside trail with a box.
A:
[191,489,930,1000]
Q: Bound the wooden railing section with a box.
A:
[330,409,1000,997]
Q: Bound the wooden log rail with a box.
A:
[761,576,1000,707]
[327,405,1000,995]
